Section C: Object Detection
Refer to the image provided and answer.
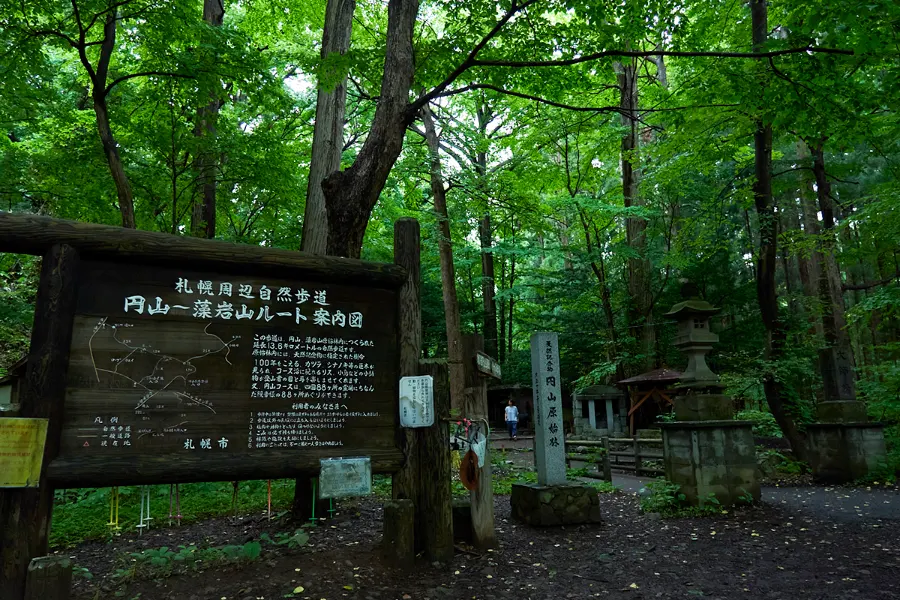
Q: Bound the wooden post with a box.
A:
[633,435,641,477]
[461,334,496,549]
[417,359,453,562]
[0,244,80,600]
[391,219,421,511]
[24,556,72,600]
[601,436,612,482]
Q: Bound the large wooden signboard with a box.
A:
[46,260,400,487]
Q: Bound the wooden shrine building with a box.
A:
[616,368,682,434]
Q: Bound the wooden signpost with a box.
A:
[462,335,500,549]
[0,212,455,599]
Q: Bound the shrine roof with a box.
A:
[617,368,683,385]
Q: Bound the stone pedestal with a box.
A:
[674,393,734,422]
[806,422,886,483]
[510,483,601,526]
[660,420,760,506]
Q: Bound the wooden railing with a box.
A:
[565,435,664,478]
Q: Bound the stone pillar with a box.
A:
[587,399,597,431]
[530,332,566,486]
[605,398,615,432]
[510,332,602,527]
[572,394,585,436]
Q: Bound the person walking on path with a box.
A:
[505,399,519,440]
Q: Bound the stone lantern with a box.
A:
[665,299,721,386]
[663,293,730,421]
[658,285,760,507]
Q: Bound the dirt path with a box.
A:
[611,473,900,522]
[71,491,900,600]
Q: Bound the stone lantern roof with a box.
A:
[663,299,721,319]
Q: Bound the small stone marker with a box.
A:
[25,555,72,600]
[382,498,415,568]
[399,375,434,428]
[530,332,566,485]
[318,457,371,499]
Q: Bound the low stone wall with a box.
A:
[510,483,601,526]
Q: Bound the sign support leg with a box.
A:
[0,244,80,600]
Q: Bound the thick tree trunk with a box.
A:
[301,0,355,253]
[751,0,806,460]
[479,213,498,358]
[616,57,654,372]
[422,105,466,413]
[292,0,356,519]
[811,142,856,401]
[191,0,226,239]
[92,12,135,229]
[322,0,419,258]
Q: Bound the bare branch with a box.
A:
[842,277,897,291]
[437,83,624,114]
[472,46,854,69]
[105,71,196,96]
[409,0,541,112]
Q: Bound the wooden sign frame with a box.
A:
[0,212,419,598]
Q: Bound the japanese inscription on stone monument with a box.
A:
[57,260,398,468]
[531,332,566,485]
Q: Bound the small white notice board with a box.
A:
[399,375,434,428]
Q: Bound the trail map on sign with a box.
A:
[88,317,241,415]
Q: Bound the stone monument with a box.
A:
[658,287,760,506]
[806,377,885,482]
[509,332,601,526]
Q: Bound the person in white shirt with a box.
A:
[505,399,519,440]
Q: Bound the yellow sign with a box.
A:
[0,418,49,487]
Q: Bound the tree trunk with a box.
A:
[301,0,355,253]
[811,142,856,401]
[422,105,466,413]
[751,0,806,460]
[323,0,419,258]
[293,0,356,519]
[498,255,506,362]
[577,205,623,381]
[479,213,498,358]
[507,253,515,357]
[191,0,226,239]
[92,11,135,229]
[616,57,654,372]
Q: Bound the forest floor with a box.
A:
[64,446,900,600]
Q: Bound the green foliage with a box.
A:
[590,480,617,494]
[639,478,723,518]
[115,538,268,582]
[736,409,783,438]
[639,479,686,515]
[758,450,809,475]
[50,480,295,547]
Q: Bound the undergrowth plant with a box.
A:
[639,478,724,518]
